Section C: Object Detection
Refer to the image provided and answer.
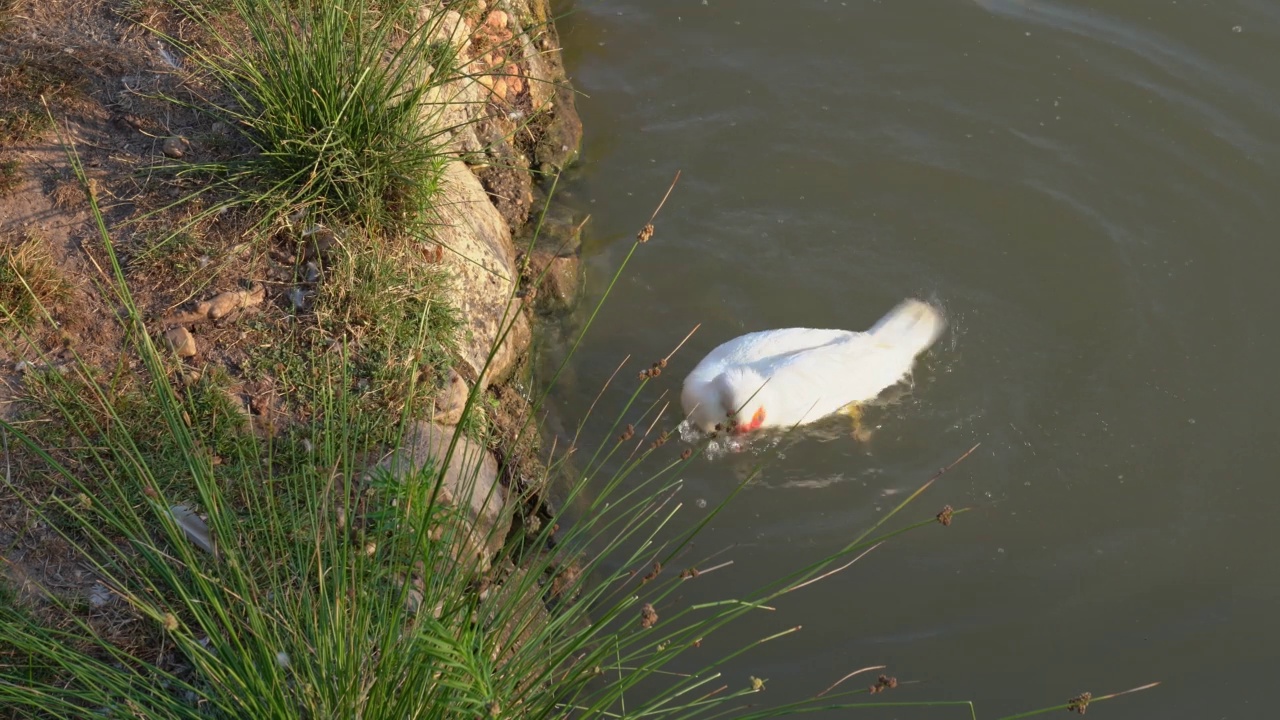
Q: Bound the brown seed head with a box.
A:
[637,223,655,243]
[1067,692,1092,715]
[681,448,693,460]
[936,505,954,527]
[640,603,659,629]
[870,675,898,694]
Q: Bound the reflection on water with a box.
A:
[548,0,1280,715]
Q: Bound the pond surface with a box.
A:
[543,1,1280,716]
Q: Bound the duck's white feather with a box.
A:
[681,299,945,434]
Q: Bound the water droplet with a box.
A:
[696,498,707,509]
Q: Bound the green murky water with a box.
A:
[544,1,1280,715]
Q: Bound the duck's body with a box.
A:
[680,299,945,435]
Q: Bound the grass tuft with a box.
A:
[161,0,467,235]
[0,230,71,329]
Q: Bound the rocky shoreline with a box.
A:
[0,0,586,616]
[405,0,587,580]
[389,0,588,591]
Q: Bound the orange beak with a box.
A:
[732,407,767,435]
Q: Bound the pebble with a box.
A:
[162,136,190,159]
[165,326,197,358]
[202,286,265,321]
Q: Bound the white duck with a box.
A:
[680,298,945,436]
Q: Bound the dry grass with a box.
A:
[0,231,72,328]
[0,40,85,146]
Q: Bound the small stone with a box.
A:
[162,136,190,158]
[165,326,197,358]
[504,64,524,94]
[200,285,266,321]
[430,368,470,425]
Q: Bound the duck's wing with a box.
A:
[682,329,855,430]
[749,333,920,419]
[712,328,855,366]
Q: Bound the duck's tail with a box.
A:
[866,298,946,356]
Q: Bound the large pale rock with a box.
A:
[369,421,510,571]
[524,248,581,316]
[420,7,486,156]
[433,160,530,386]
